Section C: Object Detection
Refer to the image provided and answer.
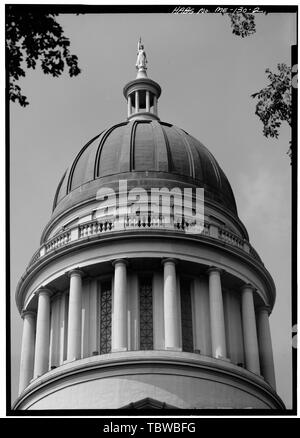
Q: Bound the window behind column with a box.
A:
[139,275,153,350]
[100,280,112,354]
[180,278,194,352]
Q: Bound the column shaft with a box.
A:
[67,270,83,361]
[153,272,164,350]
[208,268,227,359]
[193,277,211,356]
[19,311,36,394]
[135,91,139,113]
[89,279,98,355]
[127,94,132,117]
[59,293,67,364]
[153,96,158,115]
[33,289,51,378]
[146,91,150,112]
[112,260,128,351]
[49,295,60,368]
[163,259,180,350]
[128,273,139,351]
[241,285,260,374]
[257,307,276,388]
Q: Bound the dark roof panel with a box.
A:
[53,120,237,216]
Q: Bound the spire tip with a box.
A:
[136,37,147,78]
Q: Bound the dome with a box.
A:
[15,40,282,412]
[53,120,237,217]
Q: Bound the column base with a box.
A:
[215,355,231,362]
[33,374,42,380]
[65,357,81,363]
[165,347,182,352]
[112,347,128,353]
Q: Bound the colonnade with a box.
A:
[127,90,158,117]
[18,259,276,395]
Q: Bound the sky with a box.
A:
[9,10,296,408]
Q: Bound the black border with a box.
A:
[6,3,298,420]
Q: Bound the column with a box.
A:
[59,293,67,364]
[49,293,61,369]
[127,94,132,117]
[112,259,128,351]
[257,306,276,388]
[135,91,139,113]
[89,279,98,356]
[146,91,150,112]
[67,269,83,361]
[153,95,158,115]
[163,258,180,350]
[153,272,164,350]
[241,284,260,374]
[18,310,36,394]
[208,267,227,359]
[192,276,211,356]
[223,289,244,365]
[127,273,139,351]
[33,288,51,378]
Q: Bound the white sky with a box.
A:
[9,10,296,408]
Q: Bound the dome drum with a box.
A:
[14,248,281,409]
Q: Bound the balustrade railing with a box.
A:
[28,214,262,267]
[219,227,244,249]
[45,231,71,253]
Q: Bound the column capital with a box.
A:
[21,309,36,320]
[67,268,84,279]
[161,258,178,266]
[207,266,223,275]
[112,258,129,268]
[34,287,53,298]
[257,305,271,315]
[240,283,256,293]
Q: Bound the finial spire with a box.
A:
[123,38,161,121]
[136,37,147,78]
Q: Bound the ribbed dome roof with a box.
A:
[53,120,237,216]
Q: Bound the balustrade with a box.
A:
[27,214,262,267]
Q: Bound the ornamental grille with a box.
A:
[139,276,153,350]
[180,279,194,352]
[100,281,112,354]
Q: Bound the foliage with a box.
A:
[228,12,256,38]
[6,7,81,106]
[227,12,292,160]
[251,64,292,156]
